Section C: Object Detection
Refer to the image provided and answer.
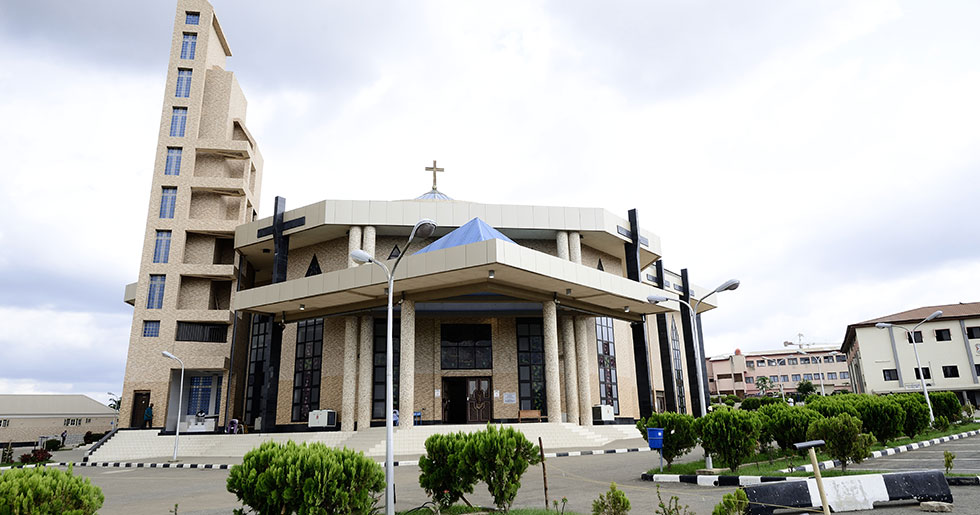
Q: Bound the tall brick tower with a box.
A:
[120,0,262,431]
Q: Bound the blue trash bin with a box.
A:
[647,428,664,449]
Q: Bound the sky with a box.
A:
[1,0,978,405]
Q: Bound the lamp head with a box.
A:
[162,351,177,360]
[408,219,437,243]
[714,279,740,293]
[350,249,374,264]
[647,294,671,304]
[875,322,892,329]
[924,310,943,322]
[783,340,793,347]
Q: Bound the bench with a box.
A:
[518,409,541,422]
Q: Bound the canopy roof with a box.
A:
[414,217,515,255]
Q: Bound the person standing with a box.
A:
[61,430,67,446]
[143,403,154,429]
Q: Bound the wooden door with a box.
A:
[466,378,491,423]
[131,391,150,428]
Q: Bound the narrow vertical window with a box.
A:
[142,321,161,337]
[181,33,197,59]
[187,376,212,415]
[516,318,546,414]
[160,187,177,219]
[164,147,182,175]
[147,275,166,309]
[292,318,323,422]
[373,318,400,419]
[596,316,619,415]
[670,318,686,414]
[175,69,192,98]
[170,107,187,137]
[185,12,200,25]
[153,230,172,263]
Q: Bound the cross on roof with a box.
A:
[425,160,444,190]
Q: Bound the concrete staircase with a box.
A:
[87,423,645,462]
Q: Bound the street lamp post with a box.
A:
[162,351,184,462]
[876,310,943,424]
[351,218,437,515]
[648,278,739,471]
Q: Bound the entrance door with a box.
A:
[442,377,468,424]
[131,391,150,428]
[466,378,491,423]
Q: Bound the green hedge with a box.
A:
[418,432,477,509]
[468,425,542,511]
[636,412,698,466]
[807,413,872,472]
[766,406,824,452]
[0,465,103,514]
[890,393,930,438]
[226,441,384,514]
[739,397,785,411]
[929,392,962,422]
[695,408,761,472]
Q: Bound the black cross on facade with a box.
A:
[257,196,306,284]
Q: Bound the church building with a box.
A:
[119,0,719,434]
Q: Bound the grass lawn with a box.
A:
[647,421,980,476]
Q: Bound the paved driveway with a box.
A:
[852,436,980,474]
[59,449,978,515]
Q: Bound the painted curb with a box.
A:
[779,428,980,473]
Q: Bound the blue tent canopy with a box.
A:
[413,217,515,255]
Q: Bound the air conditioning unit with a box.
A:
[308,409,337,428]
[592,404,614,422]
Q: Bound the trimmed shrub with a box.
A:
[853,396,904,446]
[767,406,824,452]
[712,488,749,515]
[805,395,859,419]
[739,396,784,411]
[929,392,961,423]
[933,415,950,432]
[964,403,976,420]
[637,412,697,466]
[43,439,62,452]
[592,482,630,515]
[226,440,384,514]
[806,413,872,472]
[82,431,108,445]
[418,432,478,509]
[0,465,103,514]
[467,424,542,511]
[695,408,761,472]
[891,394,930,438]
[18,449,51,464]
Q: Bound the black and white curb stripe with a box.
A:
[0,462,234,471]
[743,470,952,515]
[0,446,653,472]
[780,428,980,473]
[640,473,805,487]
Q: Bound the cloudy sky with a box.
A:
[2,1,978,404]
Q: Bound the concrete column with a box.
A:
[357,316,374,429]
[362,226,376,259]
[399,299,416,427]
[569,232,582,264]
[556,231,570,260]
[341,317,359,431]
[575,316,593,425]
[561,317,579,424]
[347,226,363,268]
[543,301,562,422]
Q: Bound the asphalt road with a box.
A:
[851,436,980,474]
[60,447,978,515]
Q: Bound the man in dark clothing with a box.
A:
[61,430,67,446]
[143,403,154,429]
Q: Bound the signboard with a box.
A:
[493,389,500,398]
[434,389,441,398]
[502,392,517,404]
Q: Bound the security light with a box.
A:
[408,219,437,243]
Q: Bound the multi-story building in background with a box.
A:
[707,346,851,397]
[119,0,263,430]
[842,302,980,405]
